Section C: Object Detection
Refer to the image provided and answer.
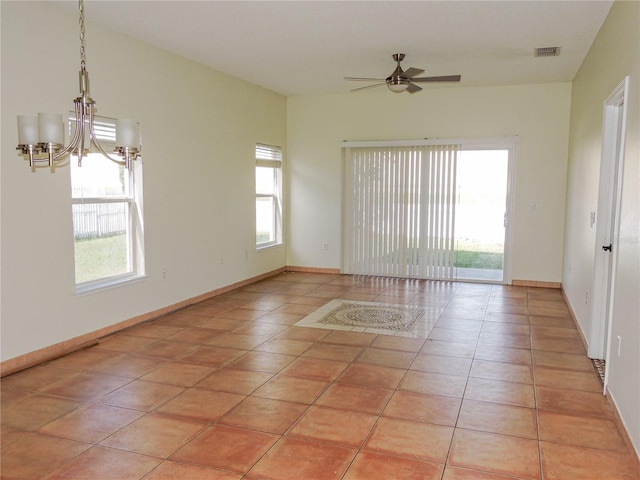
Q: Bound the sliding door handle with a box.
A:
[602,244,613,252]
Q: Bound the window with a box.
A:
[255,143,282,248]
[71,115,144,291]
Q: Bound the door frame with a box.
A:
[589,77,629,386]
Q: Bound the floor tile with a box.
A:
[230,350,296,373]
[448,429,540,479]
[400,370,467,398]
[532,349,594,371]
[302,342,364,362]
[464,377,535,408]
[434,317,483,332]
[100,413,205,458]
[470,359,533,384]
[139,361,214,387]
[137,339,199,359]
[253,374,329,404]
[172,425,277,473]
[481,322,530,336]
[280,356,349,381]
[143,461,242,479]
[318,330,376,346]
[478,332,530,350]
[288,405,378,447]
[0,432,90,480]
[370,335,425,352]
[205,332,271,349]
[4,273,637,480]
[457,399,537,439]
[94,354,166,378]
[156,388,244,421]
[383,390,461,427]
[96,334,158,353]
[37,403,144,443]
[1,365,81,393]
[0,425,29,448]
[540,441,639,480]
[248,436,356,480]
[45,348,120,371]
[483,312,530,325]
[166,327,225,344]
[195,367,273,394]
[538,410,628,451]
[356,347,416,369]
[535,386,613,417]
[533,366,602,392]
[220,396,308,434]
[100,379,185,411]
[120,323,183,339]
[315,382,393,415]
[410,353,473,376]
[275,326,331,342]
[178,345,247,367]
[443,465,528,479]
[420,339,476,358]
[337,363,405,390]
[363,416,454,464]
[1,393,83,430]
[0,387,31,408]
[41,372,130,402]
[343,451,443,480]
[42,446,160,480]
[473,344,532,365]
[531,336,585,354]
[428,327,481,344]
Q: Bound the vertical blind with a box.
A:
[343,144,459,280]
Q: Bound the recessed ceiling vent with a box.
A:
[534,46,561,57]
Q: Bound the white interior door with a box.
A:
[589,78,629,378]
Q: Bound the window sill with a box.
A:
[75,274,147,297]
[256,242,283,252]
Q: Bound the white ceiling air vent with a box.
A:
[534,46,561,57]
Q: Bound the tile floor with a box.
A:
[1,272,639,480]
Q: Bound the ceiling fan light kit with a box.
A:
[345,53,461,94]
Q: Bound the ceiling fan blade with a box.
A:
[344,76,386,82]
[406,83,422,93]
[412,75,462,83]
[350,83,386,92]
[402,67,425,79]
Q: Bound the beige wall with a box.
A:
[563,0,639,454]
[287,83,571,282]
[0,2,287,362]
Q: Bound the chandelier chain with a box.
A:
[79,0,86,70]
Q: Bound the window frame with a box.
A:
[255,143,283,250]
[70,115,145,294]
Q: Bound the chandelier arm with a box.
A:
[51,102,84,164]
[87,105,126,167]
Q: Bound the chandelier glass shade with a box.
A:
[16,0,140,170]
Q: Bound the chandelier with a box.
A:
[16,0,140,171]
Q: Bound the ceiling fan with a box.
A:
[345,53,461,94]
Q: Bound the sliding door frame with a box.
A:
[341,137,518,284]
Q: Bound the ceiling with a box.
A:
[54,1,613,97]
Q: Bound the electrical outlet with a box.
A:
[161,268,167,280]
[245,250,249,260]
[585,291,589,305]
[323,242,328,250]
[220,258,224,264]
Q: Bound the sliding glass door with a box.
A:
[342,139,515,284]
[454,149,510,282]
